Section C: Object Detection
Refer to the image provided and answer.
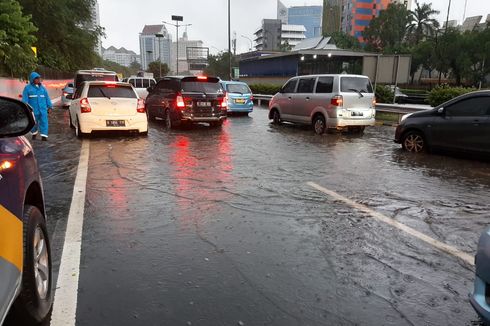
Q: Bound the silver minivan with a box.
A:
[269,74,376,134]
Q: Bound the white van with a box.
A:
[123,77,156,100]
[269,74,376,134]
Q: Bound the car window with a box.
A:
[445,96,490,117]
[68,83,74,88]
[282,79,298,93]
[296,78,316,93]
[87,85,137,98]
[226,84,251,94]
[182,81,221,93]
[316,77,334,93]
[75,73,117,90]
[340,77,373,93]
[73,85,83,99]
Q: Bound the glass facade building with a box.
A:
[288,6,323,38]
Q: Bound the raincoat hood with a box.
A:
[29,72,41,84]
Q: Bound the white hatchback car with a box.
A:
[68,81,148,137]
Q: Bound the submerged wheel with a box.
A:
[165,109,173,129]
[271,110,281,124]
[313,114,326,135]
[402,131,426,153]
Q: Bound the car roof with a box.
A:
[221,81,249,86]
[76,69,117,75]
[82,81,131,87]
[291,74,370,79]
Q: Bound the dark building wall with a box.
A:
[262,19,282,51]
[240,56,299,77]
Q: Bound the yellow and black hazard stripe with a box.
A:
[0,205,23,272]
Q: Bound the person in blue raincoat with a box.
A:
[22,72,53,141]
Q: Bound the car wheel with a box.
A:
[165,109,173,129]
[210,121,223,128]
[272,110,281,124]
[69,113,75,129]
[313,114,326,135]
[76,120,86,138]
[402,131,426,153]
[146,105,155,121]
[12,205,53,323]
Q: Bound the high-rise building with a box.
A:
[102,46,140,67]
[254,19,306,51]
[86,0,102,56]
[170,32,204,73]
[277,0,288,24]
[288,5,323,38]
[139,25,172,70]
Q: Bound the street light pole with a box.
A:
[228,0,232,80]
[444,0,452,33]
[155,33,164,78]
[241,35,253,51]
[163,17,191,75]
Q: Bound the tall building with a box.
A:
[86,0,102,56]
[139,25,172,70]
[277,0,288,24]
[170,32,204,73]
[254,19,306,51]
[288,5,323,38]
[102,46,140,67]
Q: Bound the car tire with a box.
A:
[402,130,426,153]
[211,121,223,128]
[271,109,281,124]
[69,114,75,129]
[12,205,53,323]
[146,105,155,121]
[313,114,326,135]
[76,120,87,138]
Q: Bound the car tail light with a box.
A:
[331,95,343,107]
[80,98,91,113]
[197,76,208,80]
[137,99,145,113]
[63,92,68,96]
[220,95,228,109]
[0,160,15,172]
[250,95,254,101]
[176,95,185,109]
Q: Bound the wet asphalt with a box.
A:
[8,105,490,325]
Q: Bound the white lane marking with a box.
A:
[307,182,474,266]
[51,140,90,326]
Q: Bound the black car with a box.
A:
[0,96,53,324]
[145,76,228,128]
[395,91,490,157]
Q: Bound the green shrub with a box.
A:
[427,84,477,107]
[375,85,394,104]
[249,84,282,95]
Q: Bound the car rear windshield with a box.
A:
[340,77,373,94]
[76,74,117,89]
[87,85,136,98]
[182,81,222,94]
[226,84,251,94]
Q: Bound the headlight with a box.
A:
[400,113,412,123]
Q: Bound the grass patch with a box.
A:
[376,112,401,123]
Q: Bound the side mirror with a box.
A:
[66,94,73,100]
[0,97,35,138]
[437,107,444,114]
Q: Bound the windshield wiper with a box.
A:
[348,88,364,97]
[99,88,111,99]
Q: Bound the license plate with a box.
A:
[197,101,211,107]
[234,99,246,104]
[351,111,363,117]
[106,120,125,127]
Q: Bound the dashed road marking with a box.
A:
[51,140,90,326]
[307,181,474,266]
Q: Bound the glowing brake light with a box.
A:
[80,98,91,113]
[106,84,116,88]
[197,76,208,80]
[137,98,145,113]
[331,95,343,107]
[63,92,68,96]
[0,160,15,172]
[176,95,185,109]
[220,94,228,109]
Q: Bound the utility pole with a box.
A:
[155,33,164,78]
[163,17,191,75]
[228,0,232,80]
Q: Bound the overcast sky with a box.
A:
[99,0,490,54]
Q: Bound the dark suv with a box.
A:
[0,96,53,324]
[145,76,227,128]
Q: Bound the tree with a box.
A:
[147,61,169,78]
[0,0,37,76]
[129,60,141,75]
[363,3,411,53]
[18,0,104,72]
[329,32,361,50]
[203,52,237,79]
[407,2,439,45]
[278,40,293,52]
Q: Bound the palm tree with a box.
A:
[407,2,440,44]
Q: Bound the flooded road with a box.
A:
[8,105,490,325]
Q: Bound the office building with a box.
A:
[102,46,140,67]
[85,0,102,55]
[288,5,323,38]
[139,25,172,70]
[277,0,288,24]
[170,32,205,73]
[254,19,306,51]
